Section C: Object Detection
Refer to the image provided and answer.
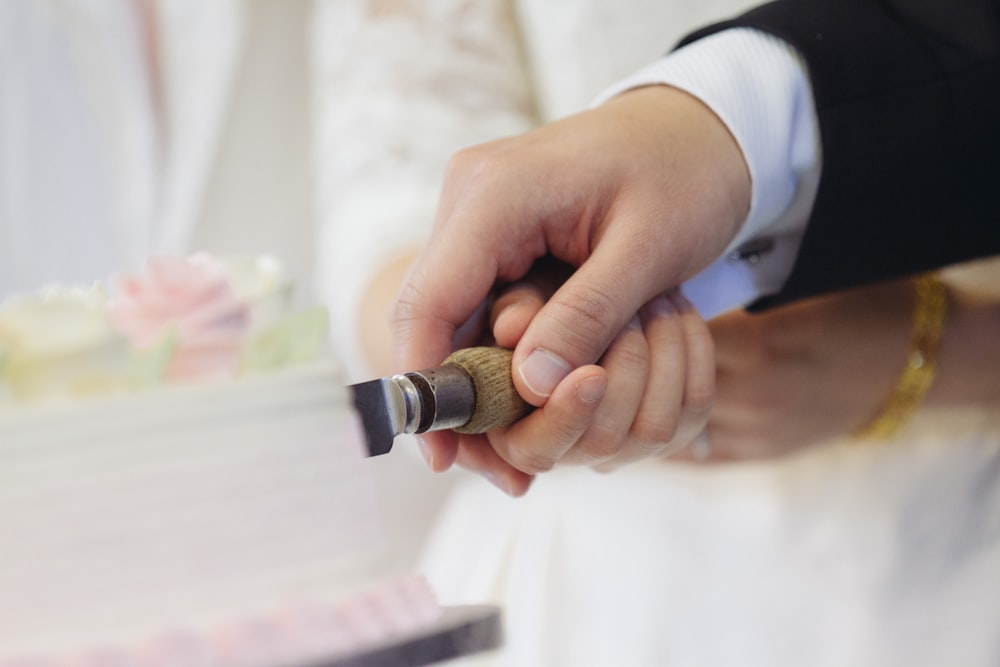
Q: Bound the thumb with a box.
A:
[511,240,666,405]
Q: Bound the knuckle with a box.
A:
[389,280,432,333]
[446,145,488,177]
[547,285,622,362]
[630,411,680,446]
[508,449,558,475]
[608,329,650,369]
[549,417,585,447]
[576,422,624,464]
[446,143,511,190]
[390,282,420,323]
[684,384,715,416]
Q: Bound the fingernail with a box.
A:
[491,302,516,329]
[643,296,675,319]
[575,375,606,404]
[483,472,515,497]
[417,436,435,469]
[518,348,572,397]
[667,290,694,313]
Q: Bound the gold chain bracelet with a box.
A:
[853,272,948,441]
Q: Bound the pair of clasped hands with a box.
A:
[388,87,918,496]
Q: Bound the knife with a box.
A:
[350,347,533,457]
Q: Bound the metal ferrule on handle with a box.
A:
[392,365,477,434]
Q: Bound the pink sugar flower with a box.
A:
[108,255,251,382]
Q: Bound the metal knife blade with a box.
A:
[349,347,532,457]
[350,377,408,457]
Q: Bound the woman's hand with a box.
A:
[691,264,1000,462]
[438,258,715,495]
[680,278,918,462]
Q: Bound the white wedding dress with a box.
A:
[309,2,1000,666]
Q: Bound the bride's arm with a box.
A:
[309,0,538,379]
[693,257,1000,461]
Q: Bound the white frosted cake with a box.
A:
[0,256,483,666]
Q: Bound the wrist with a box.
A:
[853,273,947,441]
[926,283,1000,410]
[603,85,751,271]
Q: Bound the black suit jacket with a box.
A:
[681,0,1000,308]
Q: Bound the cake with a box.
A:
[0,256,498,666]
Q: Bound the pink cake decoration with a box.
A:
[0,254,327,405]
[0,575,442,667]
[107,255,251,382]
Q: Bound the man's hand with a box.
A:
[391,86,750,484]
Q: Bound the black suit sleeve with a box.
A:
[679,0,1000,308]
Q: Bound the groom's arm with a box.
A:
[681,0,1000,308]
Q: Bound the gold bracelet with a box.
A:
[853,272,948,441]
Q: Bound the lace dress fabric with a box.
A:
[310,0,538,380]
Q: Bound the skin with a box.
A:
[364,248,1000,495]
[488,266,714,473]
[690,280,915,461]
[363,82,1000,494]
[388,85,750,490]
[692,267,1000,462]
[489,266,1000,470]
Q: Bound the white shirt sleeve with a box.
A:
[592,28,822,318]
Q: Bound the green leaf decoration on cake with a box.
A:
[241,306,330,373]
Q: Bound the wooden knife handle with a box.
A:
[442,347,533,434]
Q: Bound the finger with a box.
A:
[511,235,669,404]
[414,430,460,473]
[666,291,715,450]
[452,299,494,350]
[561,316,649,467]
[491,283,546,349]
[594,295,686,471]
[628,293,717,469]
[392,140,569,374]
[391,252,488,373]
[491,257,576,348]
[453,438,535,497]
[487,365,607,474]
